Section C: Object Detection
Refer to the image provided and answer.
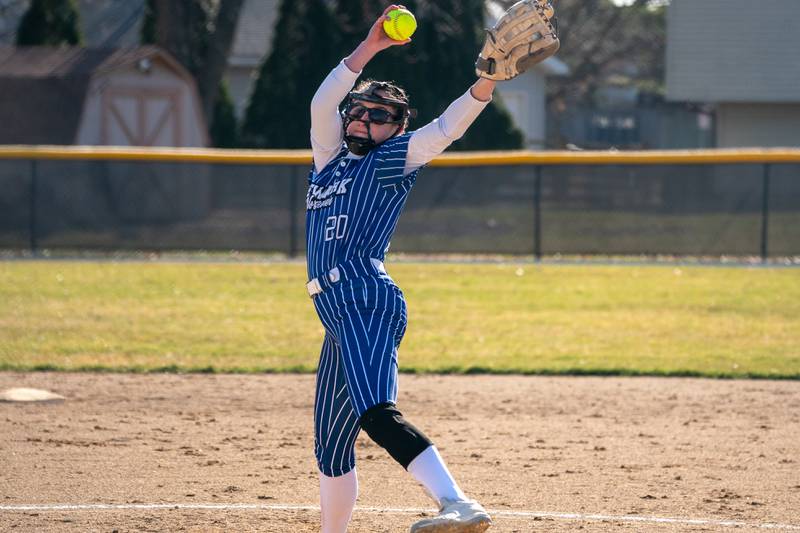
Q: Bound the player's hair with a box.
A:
[353,79,412,130]
[353,79,410,107]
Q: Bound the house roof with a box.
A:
[0,45,189,144]
[228,0,279,67]
[0,45,163,77]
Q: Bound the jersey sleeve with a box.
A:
[373,133,419,189]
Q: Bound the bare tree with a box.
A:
[148,0,245,122]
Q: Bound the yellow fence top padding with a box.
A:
[1,145,800,166]
[0,146,311,164]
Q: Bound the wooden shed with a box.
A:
[0,45,208,147]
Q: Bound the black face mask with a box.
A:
[341,91,416,155]
[342,102,403,155]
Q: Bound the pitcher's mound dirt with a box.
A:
[1,372,798,532]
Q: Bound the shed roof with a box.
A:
[0,45,167,77]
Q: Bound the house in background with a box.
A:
[497,58,568,148]
[0,46,208,146]
[225,0,280,120]
[485,1,568,149]
[667,0,800,148]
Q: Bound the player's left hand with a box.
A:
[364,4,412,52]
[476,0,559,81]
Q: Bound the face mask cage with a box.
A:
[340,86,417,155]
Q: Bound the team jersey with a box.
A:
[305,133,420,281]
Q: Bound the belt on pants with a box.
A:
[306,257,386,298]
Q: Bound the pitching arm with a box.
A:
[310,5,412,173]
[310,61,361,173]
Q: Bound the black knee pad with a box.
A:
[359,402,433,469]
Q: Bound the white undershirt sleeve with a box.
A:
[405,89,492,176]
[310,60,361,173]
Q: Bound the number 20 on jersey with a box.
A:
[325,215,348,242]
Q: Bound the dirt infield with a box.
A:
[1,372,799,532]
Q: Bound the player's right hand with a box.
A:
[364,4,412,51]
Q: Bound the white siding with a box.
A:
[717,104,800,148]
[496,69,548,149]
[666,0,800,103]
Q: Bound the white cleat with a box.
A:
[410,498,492,533]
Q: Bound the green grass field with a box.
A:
[1,260,798,378]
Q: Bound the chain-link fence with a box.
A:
[1,149,798,258]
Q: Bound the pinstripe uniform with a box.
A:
[308,58,490,479]
[307,25,497,530]
[308,133,421,477]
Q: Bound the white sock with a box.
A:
[319,469,358,533]
[407,445,467,505]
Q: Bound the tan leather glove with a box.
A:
[475,0,560,81]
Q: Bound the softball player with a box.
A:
[307,5,496,532]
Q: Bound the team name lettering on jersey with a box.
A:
[306,178,354,210]
[306,135,418,280]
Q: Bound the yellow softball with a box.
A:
[383,8,417,41]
